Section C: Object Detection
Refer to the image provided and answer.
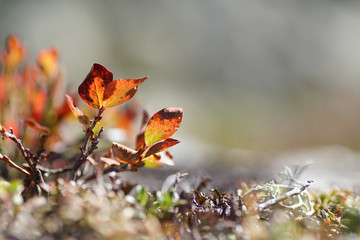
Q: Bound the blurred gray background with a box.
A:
[2,0,360,187]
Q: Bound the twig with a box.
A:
[257,180,313,212]
[1,127,34,169]
[79,164,130,183]
[0,153,31,176]
[70,108,105,180]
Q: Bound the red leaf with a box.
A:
[78,63,147,109]
[78,63,113,109]
[144,108,183,146]
[144,138,180,158]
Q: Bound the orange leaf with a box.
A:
[78,63,113,109]
[31,90,47,122]
[1,35,25,68]
[78,63,147,109]
[144,108,183,146]
[144,138,180,158]
[65,94,90,128]
[24,118,51,135]
[102,76,148,108]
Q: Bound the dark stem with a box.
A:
[1,128,34,169]
[70,107,105,180]
[79,164,130,183]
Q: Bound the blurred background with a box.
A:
[1,0,360,188]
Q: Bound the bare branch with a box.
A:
[0,153,31,176]
[70,108,105,180]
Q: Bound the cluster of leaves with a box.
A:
[0,35,183,197]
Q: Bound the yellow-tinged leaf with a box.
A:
[143,154,163,168]
[143,152,175,168]
[37,47,59,78]
[144,108,183,146]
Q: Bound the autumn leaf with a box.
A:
[144,138,180,158]
[102,76,147,108]
[78,63,148,109]
[143,152,175,168]
[31,90,47,122]
[37,47,59,78]
[65,94,90,128]
[1,35,25,68]
[144,108,183,146]
[112,142,139,165]
[143,154,163,168]
[24,118,51,135]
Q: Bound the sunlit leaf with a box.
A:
[144,108,183,146]
[143,154,163,168]
[102,76,148,108]
[65,94,90,128]
[144,138,180,158]
[78,63,147,109]
[78,63,113,109]
[24,118,51,135]
[112,142,139,165]
[143,152,175,168]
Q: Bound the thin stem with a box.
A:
[1,127,34,170]
[0,154,31,177]
[70,107,105,180]
[79,164,130,183]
